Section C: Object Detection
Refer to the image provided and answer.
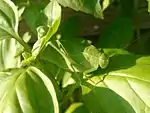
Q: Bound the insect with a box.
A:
[83,45,109,75]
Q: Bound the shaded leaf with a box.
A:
[120,0,134,17]
[60,16,82,37]
[40,41,69,70]
[56,0,103,18]
[23,3,45,33]
[98,16,133,48]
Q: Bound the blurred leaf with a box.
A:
[22,32,31,43]
[0,38,20,69]
[60,16,82,37]
[18,6,26,19]
[56,0,103,18]
[81,52,150,113]
[15,32,32,57]
[120,0,134,17]
[0,66,59,113]
[65,103,90,113]
[23,3,45,33]
[98,16,133,48]
[12,0,29,6]
[102,0,114,11]
[0,0,19,40]
[148,0,150,13]
[128,32,150,55]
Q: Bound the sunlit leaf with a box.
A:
[65,103,90,113]
[102,0,114,11]
[0,66,59,113]
[81,52,150,113]
[32,0,61,57]
[148,0,150,13]
[0,0,19,40]
[0,38,20,69]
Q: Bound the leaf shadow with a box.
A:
[94,54,141,75]
[108,54,140,70]
[82,83,136,113]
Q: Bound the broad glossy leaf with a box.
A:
[81,52,150,113]
[0,66,59,113]
[32,0,61,57]
[0,38,20,69]
[56,0,103,18]
[0,0,18,40]
[98,16,133,48]
[65,103,90,113]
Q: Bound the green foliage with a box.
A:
[98,16,133,48]
[0,38,20,69]
[0,67,59,113]
[56,0,104,18]
[0,0,150,113]
[82,53,150,113]
[0,0,18,40]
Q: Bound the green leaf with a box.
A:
[32,0,61,57]
[39,59,76,88]
[40,36,110,75]
[0,0,19,40]
[56,0,103,18]
[0,66,59,113]
[102,0,114,11]
[65,103,90,113]
[120,0,134,17]
[148,0,150,13]
[60,16,82,37]
[23,3,46,33]
[15,32,32,57]
[98,16,133,48]
[40,36,95,73]
[40,41,69,70]
[0,38,20,69]
[81,52,150,113]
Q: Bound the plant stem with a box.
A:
[61,82,80,106]
[15,34,31,53]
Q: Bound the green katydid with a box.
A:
[83,45,109,75]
